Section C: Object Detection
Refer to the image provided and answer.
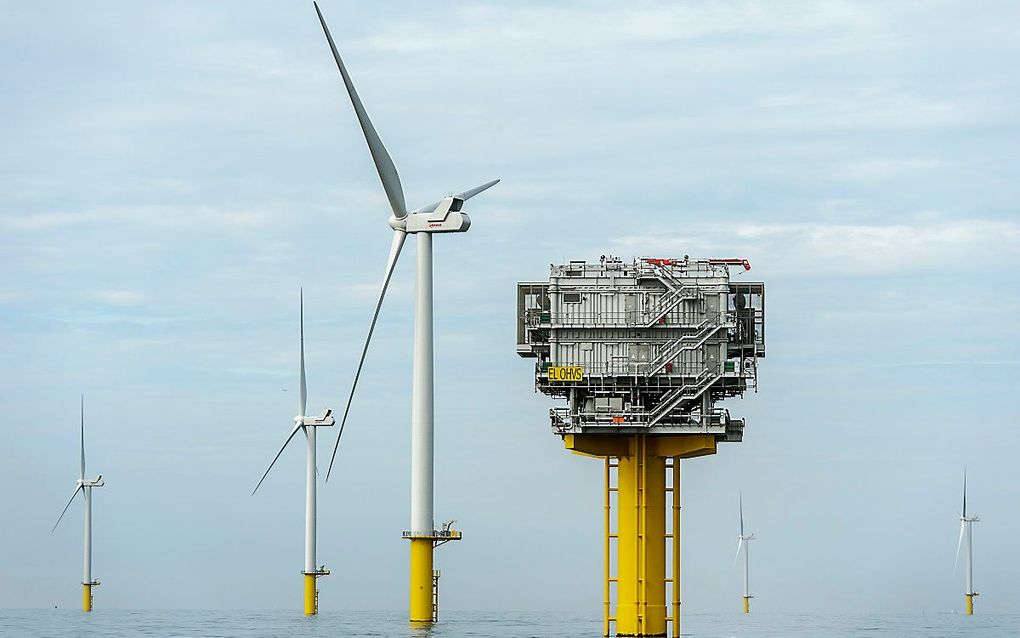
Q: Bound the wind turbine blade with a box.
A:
[326,229,407,481]
[734,537,744,563]
[299,288,307,418]
[739,492,744,537]
[252,423,304,495]
[79,395,85,482]
[314,2,407,220]
[408,179,501,216]
[52,486,83,532]
[954,520,966,575]
[962,469,967,518]
[458,178,501,201]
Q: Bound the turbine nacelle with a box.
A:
[77,475,104,488]
[387,200,471,234]
[297,409,336,428]
[405,196,470,234]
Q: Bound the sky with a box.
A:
[1,0,1018,615]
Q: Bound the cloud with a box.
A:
[612,219,1020,277]
[360,1,881,53]
[0,205,272,232]
[833,157,945,182]
[93,290,144,305]
[34,307,195,326]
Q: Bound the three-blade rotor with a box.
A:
[735,492,753,562]
[313,2,499,481]
[253,290,335,495]
[53,396,95,532]
[954,469,977,574]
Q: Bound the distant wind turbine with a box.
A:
[252,289,335,615]
[313,0,497,623]
[735,493,754,614]
[954,470,980,615]
[52,396,105,612]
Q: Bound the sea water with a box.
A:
[0,609,1015,637]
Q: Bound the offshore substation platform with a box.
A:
[517,255,765,637]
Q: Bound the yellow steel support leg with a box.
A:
[743,596,750,614]
[616,436,667,637]
[604,457,612,637]
[670,458,680,637]
[82,584,92,612]
[409,538,435,624]
[304,574,317,615]
[966,594,974,616]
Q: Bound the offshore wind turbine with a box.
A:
[253,289,335,615]
[735,493,754,614]
[954,470,980,615]
[52,397,105,612]
[313,1,499,624]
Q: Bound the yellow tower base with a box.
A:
[616,438,667,636]
[567,433,716,637]
[302,568,329,615]
[303,574,317,615]
[82,583,92,612]
[966,593,975,615]
[743,596,750,614]
[404,528,462,624]
[409,538,434,623]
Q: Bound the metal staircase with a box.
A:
[645,322,720,375]
[648,369,720,426]
[641,263,702,327]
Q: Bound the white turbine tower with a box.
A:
[52,396,104,612]
[313,2,499,624]
[253,289,335,615]
[954,470,980,616]
[735,492,754,614]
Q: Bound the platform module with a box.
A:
[518,256,764,438]
[517,256,765,637]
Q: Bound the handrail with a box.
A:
[641,285,701,327]
[648,369,720,426]
[535,361,713,378]
[550,405,734,430]
[646,322,720,374]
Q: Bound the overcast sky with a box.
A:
[1,0,1018,615]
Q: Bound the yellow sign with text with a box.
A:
[548,366,584,382]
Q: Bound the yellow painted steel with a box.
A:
[604,458,612,637]
[616,436,668,637]
[409,538,434,623]
[670,459,680,637]
[743,596,750,614]
[966,593,974,615]
[593,436,711,636]
[304,574,317,615]
[565,433,716,459]
[82,584,92,612]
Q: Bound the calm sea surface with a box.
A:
[0,610,1015,637]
